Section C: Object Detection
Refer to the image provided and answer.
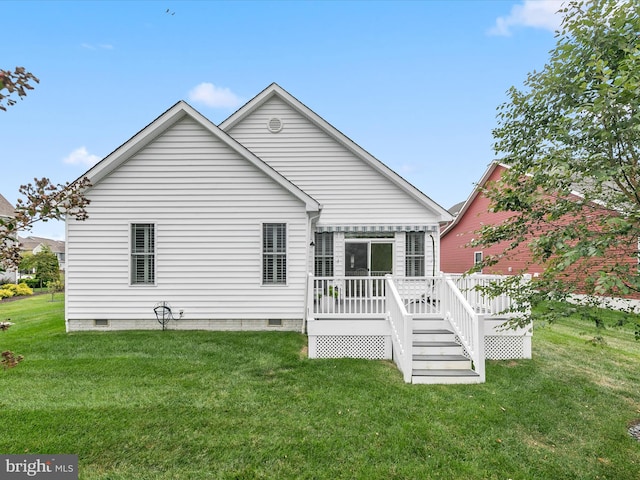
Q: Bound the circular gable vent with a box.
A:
[267,117,283,133]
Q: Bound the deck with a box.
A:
[307,274,532,384]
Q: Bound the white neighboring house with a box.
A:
[66,84,527,384]
[0,194,17,284]
[19,236,66,275]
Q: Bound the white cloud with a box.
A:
[488,0,565,37]
[63,147,101,167]
[188,83,243,109]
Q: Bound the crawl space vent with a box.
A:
[267,117,283,133]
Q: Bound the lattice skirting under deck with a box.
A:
[485,335,531,360]
[455,334,532,361]
[308,334,530,361]
[309,335,392,359]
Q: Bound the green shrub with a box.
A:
[22,278,42,289]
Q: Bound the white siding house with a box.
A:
[66,84,527,384]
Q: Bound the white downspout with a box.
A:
[302,209,322,334]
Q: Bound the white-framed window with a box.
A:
[131,223,155,285]
[406,232,425,277]
[263,223,287,285]
[474,251,483,272]
[314,232,334,277]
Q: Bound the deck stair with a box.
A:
[411,318,480,384]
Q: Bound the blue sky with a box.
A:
[2,0,564,239]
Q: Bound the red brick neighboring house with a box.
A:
[440,162,544,276]
[441,162,640,299]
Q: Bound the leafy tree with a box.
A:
[47,278,64,302]
[32,245,59,285]
[474,0,640,324]
[18,251,35,275]
[0,67,39,111]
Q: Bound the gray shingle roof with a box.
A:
[0,194,15,218]
[448,201,466,217]
[18,236,65,254]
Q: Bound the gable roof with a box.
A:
[19,236,65,254]
[441,160,609,239]
[220,83,452,223]
[77,101,321,213]
[440,161,506,237]
[0,194,15,218]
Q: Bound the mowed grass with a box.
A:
[1,295,639,479]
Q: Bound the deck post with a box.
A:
[476,313,486,382]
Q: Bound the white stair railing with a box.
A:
[385,275,413,383]
[442,277,485,382]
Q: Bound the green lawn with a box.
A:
[1,295,639,479]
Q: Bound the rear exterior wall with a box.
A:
[66,117,310,331]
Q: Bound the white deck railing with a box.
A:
[442,277,486,382]
[392,276,445,315]
[311,276,387,316]
[448,274,527,316]
[385,276,413,383]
